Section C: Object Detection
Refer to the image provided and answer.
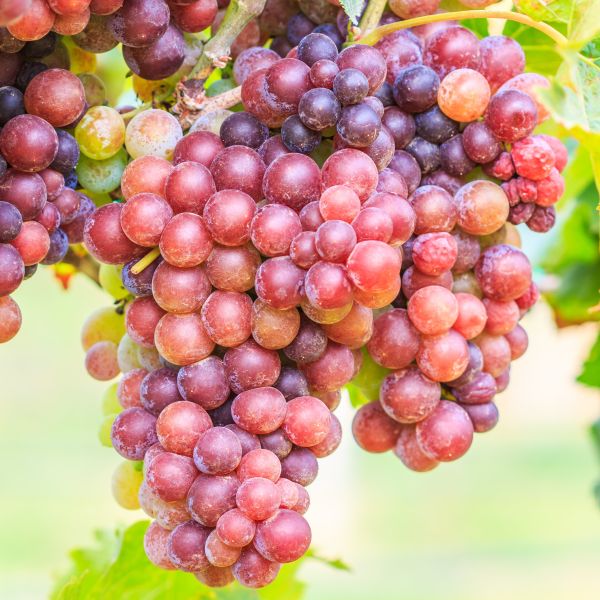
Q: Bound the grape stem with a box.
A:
[359,0,388,36]
[62,249,100,285]
[130,247,161,275]
[175,84,242,130]
[358,10,569,47]
[173,0,266,126]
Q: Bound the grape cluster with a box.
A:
[1,0,218,84]
[75,15,569,585]
[80,110,348,585]
[0,40,92,342]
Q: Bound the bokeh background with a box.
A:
[1,234,599,599]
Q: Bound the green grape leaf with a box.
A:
[590,417,600,455]
[578,335,600,388]
[514,0,600,47]
[53,521,343,600]
[537,51,600,195]
[503,20,563,75]
[557,144,595,210]
[513,0,572,24]
[543,260,600,326]
[53,521,253,600]
[348,348,390,406]
[568,0,600,47]
[542,184,598,272]
[339,0,363,25]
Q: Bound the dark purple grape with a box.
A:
[50,130,80,175]
[462,121,501,164]
[123,23,185,81]
[108,0,169,48]
[122,256,161,297]
[388,150,421,194]
[270,36,292,58]
[393,65,439,113]
[405,136,440,174]
[381,107,415,149]
[0,85,24,125]
[460,401,499,433]
[0,242,24,295]
[414,106,459,144]
[280,115,321,154]
[40,228,68,265]
[274,366,309,400]
[298,87,340,131]
[333,68,369,105]
[220,112,269,149]
[313,23,344,48]
[439,135,475,177]
[373,81,395,107]
[297,32,337,66]
[336,103,381,148]
[287,12,315,46]
[21,32,57,58]
[422,170,462,195]
[0,201,22,243]
[15,62,47,92]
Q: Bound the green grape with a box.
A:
[117,333,143,373]
[99,413,117,447]
[137,345,162,371]
[351,348,391,401]
[101,382,122,416]
[79,188,112,207]
[190,109,233,135]
[77,73,107,107]
[76,148,128,194]
[111,460,144,510]
[75,106,126,160]
[125,109,183,161]
[81,306,126,351]
[99,263,129,300]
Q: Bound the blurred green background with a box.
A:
[1,267,599,600]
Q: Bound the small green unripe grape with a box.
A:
[111,460,144,510]
[77,73,106,107]
[76,106,126,160]
[76,149,128,194]
[99,263,128,301]
[125,109,182,161]
[190,109,233,136]
[102,382,121,416]
[117,333,143,373]
[79,188,112,207]
[137,345,162,371]
[99,413,117,447]
[81,306,126,351]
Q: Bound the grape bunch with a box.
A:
[74,15,570,586]
[0,42,94,343]
[79,106,350,585]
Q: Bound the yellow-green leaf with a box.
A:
[339,0,363,25]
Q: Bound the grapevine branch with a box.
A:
[172,0,266,128]
[358,10,568,46]
[358,0,388,37]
